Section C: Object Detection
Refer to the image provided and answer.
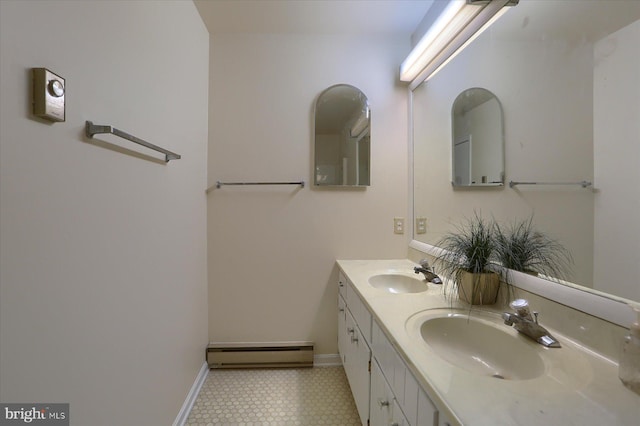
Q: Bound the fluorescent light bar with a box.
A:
[400,0,517,84]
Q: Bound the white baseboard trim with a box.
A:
[173,361,209,426]
[314,353,342,367]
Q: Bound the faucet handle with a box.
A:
[510,299,536,320]
[509,299,529,310]
[418,258,431,269]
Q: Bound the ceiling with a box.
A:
[194,0,433,35]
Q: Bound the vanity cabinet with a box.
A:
[417,387,438,426]
[370,359,394,425]
[345,310,372,424]
[338,272,371,425]
[371,319,421,426]
[370,359,411,426]
[338,272,443,426]
[338,294,348,363]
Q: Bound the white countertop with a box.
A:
[337,259,640,426]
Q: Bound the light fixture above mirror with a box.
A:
[400,0,518,86]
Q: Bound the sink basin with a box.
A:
[368,273,428,294]
[407,309,546,380]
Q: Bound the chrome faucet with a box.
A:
[413,259,442,284]
[502,299,561,348]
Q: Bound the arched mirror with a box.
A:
[314,84,370,187]
[451,88,504,187]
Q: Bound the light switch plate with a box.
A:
[416,217,427,234]
[32,68,65,122]
[394,217,404,234]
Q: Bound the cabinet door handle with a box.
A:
[339,308,345,313]
[378,399,390,407]
[339,281,344,287]
[347,327,354,334]
[351,335,358,343]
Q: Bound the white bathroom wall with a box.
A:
[0,1,208,424]
[593,20,640,301]
[206,33,409,355]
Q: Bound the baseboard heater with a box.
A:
[207,341,314,369]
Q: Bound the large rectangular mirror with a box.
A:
[413,0,640,304]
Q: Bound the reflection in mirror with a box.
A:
[451,88,504,187]
[314,84,370,186]
[412,0,640,304]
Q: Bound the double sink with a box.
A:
[337,259,638,425]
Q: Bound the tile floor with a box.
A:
[186,366,361,426]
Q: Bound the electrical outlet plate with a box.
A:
[416,217,427,234]
[394,217,404,234]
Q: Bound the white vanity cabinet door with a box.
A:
[417,388,438,426]
[373,320,408,408]
[403,370,419,426]
[370,359,393,426]
[338,294,347,363]
[347,282,372,344]
[344,310,371,426]
[391,400,410,426]
[392,350,406,406]
[372,321,393,382]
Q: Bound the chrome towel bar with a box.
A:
[509,180,592,188]
[206,180,305,193]
[85,121,181,162]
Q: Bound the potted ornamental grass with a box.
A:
[493,216,573,283]
[435,213,503,305]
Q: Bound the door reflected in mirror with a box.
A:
[314,84,370,187]
[452,88,504,187]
